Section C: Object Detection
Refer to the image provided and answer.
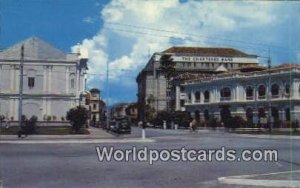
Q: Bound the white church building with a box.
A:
[0,37,88,122]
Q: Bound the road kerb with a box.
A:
[218,170,300,188]
[0,138,155,144]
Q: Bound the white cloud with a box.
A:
[72,0,297,102]
[82,16,95,24]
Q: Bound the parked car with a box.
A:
[114,117,131,134]
[108,120,117,132]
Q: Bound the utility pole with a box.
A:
[267,49,272,132]
[18,45,24,129]
[106,60,110,129]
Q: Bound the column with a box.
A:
[175,86,180,111]
[66,66,69,94]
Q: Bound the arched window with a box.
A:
[258,108,266,118]
[246,108,254,124]
[285,108,291,121]
[187,93,192,103]
[204,90,210,103]
[27,69,36,89]
[195,110,200,121]
[195,91,200,103]
[246,86,254,100]
[258,85,266,99]
[284,84,291,95]
[220,87,231,101]
[271,84,279,98]
[271,107,279,121]
[204,109,209,121]
[70,73,75,89]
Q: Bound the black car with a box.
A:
[107,120,117,131]
[114,117,131,134]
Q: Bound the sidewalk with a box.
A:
[0,127,113,140]
[0,127,155,144]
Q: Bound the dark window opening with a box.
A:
[220,87,231,101]
[204,110,209,121]
[285,84,290,95]
[204,90,210,102]
[271,84,279,98]
[258,85,266,99]
[246,86,254,100]
[28,77,35,88]
[285,108,291,121]
[195,91,200,103]
[180,100,185,107]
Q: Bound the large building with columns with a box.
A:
[181,64,300,124]
[0,37,88,121]
[137,46,258,120]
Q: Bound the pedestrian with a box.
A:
[138,121,143,128]
[191,119,197,131]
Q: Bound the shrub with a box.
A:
[20,115,38,134]
[26,116,38,134]
[66,106,88,133]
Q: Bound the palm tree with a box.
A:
[159,54,176,112]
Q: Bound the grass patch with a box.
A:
[0,126,89,135]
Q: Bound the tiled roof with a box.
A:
[0,36,67,60]
[162,46,255,57]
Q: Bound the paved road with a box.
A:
[1,128,300,188]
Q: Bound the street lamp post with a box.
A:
[267,54,272,132]
[106,61,110,130]
[18,45,24,129]
[259,51,272,132]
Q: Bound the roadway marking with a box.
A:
[218,170,300,187]
[0,138,155,144]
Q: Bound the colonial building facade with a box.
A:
[182,64,300,124]
[0,37,88,121]
[136,46,258,120]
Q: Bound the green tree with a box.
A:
[159,54,176,111]
[144,104,156,122]
[66,106,89,133]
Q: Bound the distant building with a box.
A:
[182,64,300,125]
[0,37,88,121]
[125,103,138,123]
[136,46,258,120]
[111,103,129,118]
[88,88,106,123]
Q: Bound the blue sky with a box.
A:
[1,0,299,105]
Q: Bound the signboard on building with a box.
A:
[171,56,258,64]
